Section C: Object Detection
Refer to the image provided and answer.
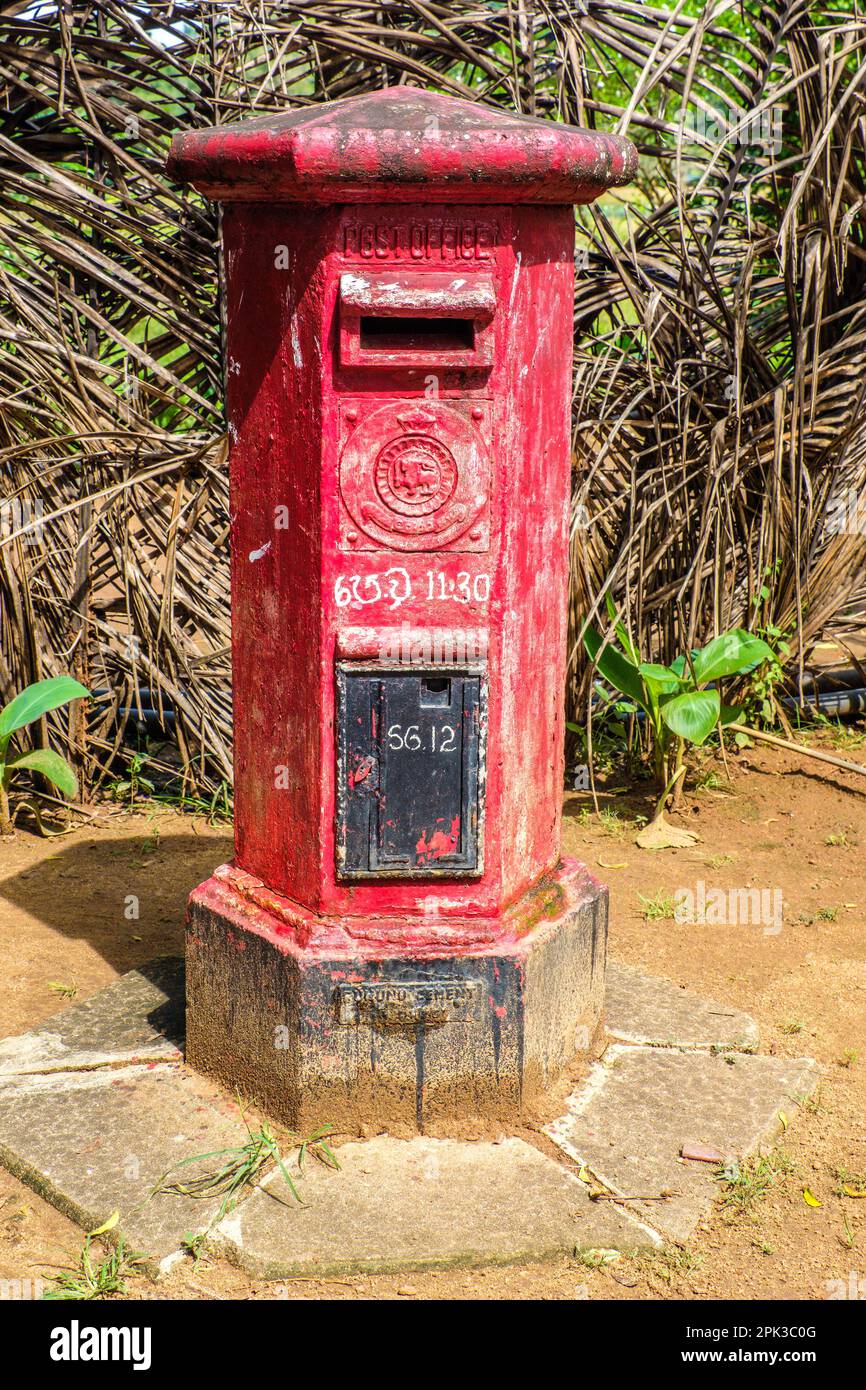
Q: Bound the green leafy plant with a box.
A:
[42,1234,144,1300]
[567,684,645,781]
[0,677,89,835]
[714,1151,794,1215]
[741,564,793,727]
[153,1117,340,1219]
[637,890,678,922]
[107,750,154,806]
[583,598,773,843]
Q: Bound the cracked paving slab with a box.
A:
[546,1046,820,1243]
[0,957,184,1076]
[210,1134,661,1278]
[605,961,759,1050]
[0,1062,250,1269]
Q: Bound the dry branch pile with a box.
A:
[0,1,864,795]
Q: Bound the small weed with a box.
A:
[574,1247,620,1269]
[578,807,646,839]
[817,905,838,922]
[637,890,678,922]
[706,852,734,868]
[837,1049,858,1069]
[138,823,161,858]
[154,779,233,826]
[779,1017,804,1035]
[180,1231,210,1270]
[840,1216,856,1251]
[47,981,77,1000]
[42,1235,144,1301]
[808,715,866,750]
[800,717,866,750]
[834,1167,866,1196]
[752,1237,774,1255]
[153,1116,339,1220]
[825,831,851,848]
[694,770,733,795]
[798,1088,824,1115]
[742,572,792,727]
[598,808,629,838]
[715,1151,794,1214]
[644,1246,704,1285]
[107,752,154,807]
[106,752,233,826]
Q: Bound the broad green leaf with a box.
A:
[660,689,721,745]
[6,748,79,798]
[604,592,639,665]
[584,626,647,711]
[0,678,89,740]
[639,662,683,695]
[719,703,743,726]
[692,631,775,685]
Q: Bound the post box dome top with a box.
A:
[167,86,636,205]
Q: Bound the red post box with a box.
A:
[169,89,636,1132]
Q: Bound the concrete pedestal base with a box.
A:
[184,858,607,1133]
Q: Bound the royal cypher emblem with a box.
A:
[339,402,490,552]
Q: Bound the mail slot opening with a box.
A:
[359,315,475,353]
[421,676,451,705]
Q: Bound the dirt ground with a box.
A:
[0,728,864,1301]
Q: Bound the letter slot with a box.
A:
[339,270,495,368]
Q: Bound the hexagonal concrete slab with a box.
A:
[0,1062,250,1268]
[546,1046,819,1242]
[605,961,759,1050]
[211,1135,660,1278]
[0,957,818,1272]
[0,957,184,1076]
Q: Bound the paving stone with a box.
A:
[0,1062,249,1268]
[605,961,759,1050]
[546,1046,819,1243]
[0,957,184,1076]
[211,1134,661,1278]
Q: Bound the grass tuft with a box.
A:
[42,1235,144,1301]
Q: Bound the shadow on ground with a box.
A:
[0,831,232,977]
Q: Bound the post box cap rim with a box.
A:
[167,85,637,204]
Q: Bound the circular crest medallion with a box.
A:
[339,400,490,552]
[374,434,457,517]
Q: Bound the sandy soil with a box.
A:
[0,729,863,1301]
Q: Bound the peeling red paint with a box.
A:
[415,816,461,864]
[189,857,602,959]
[169,87,632,956]
[168,87,636,205]
[348,755,374,790]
